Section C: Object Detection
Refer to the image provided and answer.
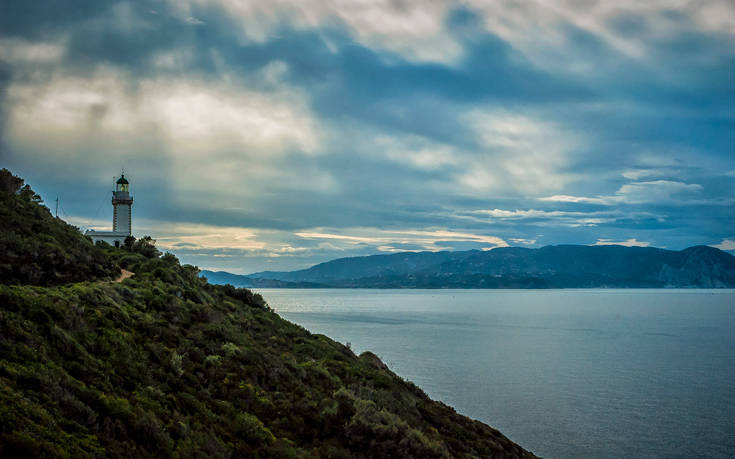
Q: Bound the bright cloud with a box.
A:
[540,180,704,205]
[467,209,591,219]
[622,169,672,180]
[593,238,651,247]
[538,195,611,204]
[5,67,333,207]
[296,228,508,251]
[377,134,460,171]
[154,223,267,251]
[460,208,622,227]
[460,109,580,194]
[712,239,735,251]
[509,238,537,245]
[7,72,320,157]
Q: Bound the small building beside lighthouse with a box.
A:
[85,174,134,247]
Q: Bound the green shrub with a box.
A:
[233,412,276,445]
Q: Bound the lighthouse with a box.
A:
[112,174,133,234]
[85,173,134,247]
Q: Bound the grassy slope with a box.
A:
[0,170,534,458]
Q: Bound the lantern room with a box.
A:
[116,174,129,192]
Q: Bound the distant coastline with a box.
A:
[203,244,735,289]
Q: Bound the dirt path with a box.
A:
[115,269,134,282]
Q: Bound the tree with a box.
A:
[132,236,160,258]
[124,235,136,251]
[19,185,43,204]
[0,168,24,194]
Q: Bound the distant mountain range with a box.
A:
[202,244,735,288]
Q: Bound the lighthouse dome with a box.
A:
[116,175,129,185]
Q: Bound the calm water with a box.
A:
[254,289,735,458]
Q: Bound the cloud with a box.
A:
[621,168,673,180]
[7,71,320,156]
[295,228,508,251]
[459,208,626,227]
[377,134,460,171]
[3,66,336,214]
[0,38,65,64]
[185,16,205,25]
[168,0,461,63]
[711,239,735,251]
[458,109,581,194]
[362,107,583,198]
[164,0,735,70]
[154,223,266,251]
[616,180,703,204]
[509,238,536,245]
[538,195,611,205]
[109,223,511,272]
[293,232,377,244]
[593,238,651,247]
[466,209,587,219]
[465,0,735,74]
[540,180,704,205]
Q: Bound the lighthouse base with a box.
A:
[84,230,130,248]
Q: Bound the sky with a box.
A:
[1,0,734,273]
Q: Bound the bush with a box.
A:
[233,413,276,445]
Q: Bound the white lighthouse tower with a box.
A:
[112,174,133,234]
[85,173,134,247]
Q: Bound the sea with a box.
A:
[253,288,735,458]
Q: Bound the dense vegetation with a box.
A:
[0,169,119,285]
[0,170,533,458]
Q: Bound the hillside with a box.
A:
[243,244,735,288]
[0,169,119,285]
[0,169,534,457]
[249,251,472,285]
